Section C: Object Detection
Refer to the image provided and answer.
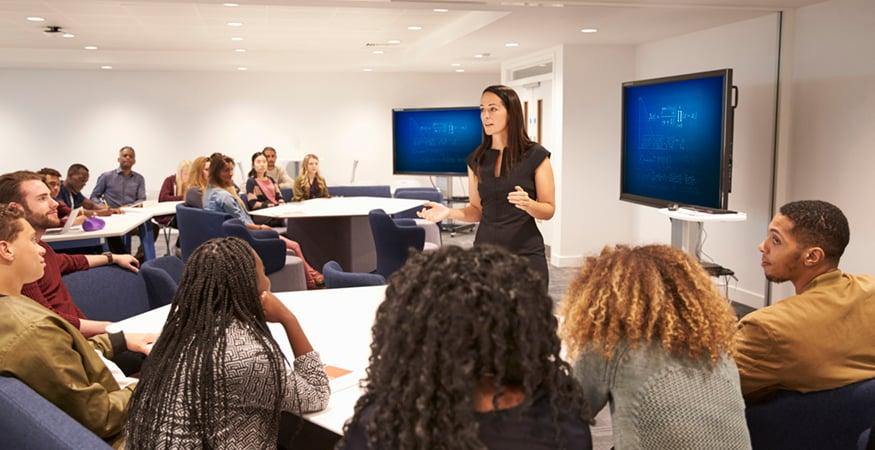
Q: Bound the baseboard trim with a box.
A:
[550,253,583,268]
[714,282,765,309]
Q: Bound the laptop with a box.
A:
[44,207,83,234]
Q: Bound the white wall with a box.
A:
[0,70,497,198]
[633,13,781,307]
[785,0,875,283]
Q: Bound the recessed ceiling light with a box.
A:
[227,21,243,27]
[235,48,246,52]
[62,33,75,38]
[474,54,484,58]
[84,45,98,50]
[433,8,449,12]
[407,26,423,31]
[580,28,598,33]
[451,63,461,67]
[363,68,373,72]
[552,3,565,6]
[372,50,384,55]
[455,69,465,73]
[26,17,45,22]
[237,66,248,71]
[231,37,243,41]
[387,39,401,45]
[100,65,112,70]
[223,2,239,6]
[505,42,519,48]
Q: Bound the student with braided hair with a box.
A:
[340,245,592,450]
[560,244,751,450]
[125,237,329,449]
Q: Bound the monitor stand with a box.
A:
[661,207,747,265]
[439,176,475,237]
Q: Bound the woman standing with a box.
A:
[126,237,329,449]
[292,154,330,201]
[417,85,555,285]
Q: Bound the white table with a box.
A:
[250,197,426,272]
[43,201,182,261]
[108,285,385,435]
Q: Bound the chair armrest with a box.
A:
[250,237,287,274]
[252,228,279,239]
[393,218,418,228]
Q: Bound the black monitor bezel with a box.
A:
[392,106,481,177]
[619,68,734,211]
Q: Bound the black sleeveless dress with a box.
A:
[467,144,551,286]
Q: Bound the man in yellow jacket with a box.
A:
[736,200,875,403]
[0,203,156,446]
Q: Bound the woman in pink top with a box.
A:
[246,152,286,228]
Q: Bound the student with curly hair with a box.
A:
[560,244,750,450]
[125,237,329,449]
[340,245,592,450]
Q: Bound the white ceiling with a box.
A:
[0,0,824,72]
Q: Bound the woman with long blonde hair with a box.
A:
[292,154,329,201]
[182,156,210,208]
[560,244,750,450]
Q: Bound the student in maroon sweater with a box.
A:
[0,171,140,336]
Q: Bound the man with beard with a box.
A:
[0,171,140,337]
[90,146,151,257]
[735,200,875,403]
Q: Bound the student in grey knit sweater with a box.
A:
[560,244,752,450]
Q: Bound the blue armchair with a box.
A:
[746,377,875,450]
[368,209,425,278]
[323,260,385,288]
[140,264,178,308]
[329,185,391,198]
[141,255,184,284]
[222,219,307,292]
[63,266,152,322]
[175,204,233,261]
[392,188,443,219]
[0,376,111,449]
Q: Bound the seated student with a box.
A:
[0,171,141,337]
[182,156,210,208]
[340,245,592,450]
[90,146,152,258]
[736,200,875,403]
[58,163,115,215]
[292,153,330,202]
[262,146,295,189]
[125,237,329,449]
[38,167,82,224]
[560,244,751,449]
[203,155,324,289]
[246,151,285,227]
[0,203,156,446]
[156,159,190,220]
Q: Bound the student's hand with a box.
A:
[114,254,140,272]
[73,215,87,225]
[261,291,294,323]
[125,333,158,355]
[507,186,534,211]
[416,201,450,222]
[260,224,272,231]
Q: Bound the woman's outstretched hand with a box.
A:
[416,201,450,222]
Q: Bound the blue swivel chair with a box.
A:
[0,377,111,449]
[63,266,151,322]
[141,255,184,284]
[746,377,875,450]
[329,185,391,198]
[323,261,385,288]
[175,204,233,261]
[392,188,443,219]
[368,209,425,279]
[222,219,307,291]
[140,264,178,308]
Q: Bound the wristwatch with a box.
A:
[103,252,113,264]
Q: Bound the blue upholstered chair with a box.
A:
[141,255,184,284]
[62,266,152,322]
[392,187,443,219]
[323,260,385,289]
[368,209,425,278]
[281,187,293,202]
[222,219,307,292]
[859,427,872,450]
[140,264,178,308]
[328,185,391,198]
[746,377,875,450]
[0,376,111,449]
[175,204,233,261]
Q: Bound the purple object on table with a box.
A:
[82,217,105,231]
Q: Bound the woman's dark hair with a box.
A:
[469,85,535,178]
[126,237,291,448]
[208,154,234,188]
[248,151,265,178]
[340,245,588,449]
